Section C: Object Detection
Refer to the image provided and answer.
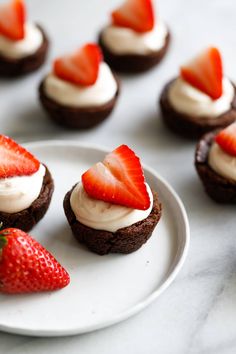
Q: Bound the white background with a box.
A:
[0,0,236,353]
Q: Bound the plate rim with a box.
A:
[0,140,190,337]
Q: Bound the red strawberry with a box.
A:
[82,145,150,210]
[0,228,70,294]
[111,0,154,33]
[0,135,40,178]
[180,47,223,100]
[54,44,103,86]
[0,0,25,41]
[215,122,236,156]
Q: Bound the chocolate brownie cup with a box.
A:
[39,75,119,129]
[0,165,54,231]
[0,0,49,77]
[99,31,170,74]
[160,47,236,139]
[0,135,54,231]
[0,24,49,77]
[39,43,120,129]
[160,79,236,139]
[63,144,162,255]
[195,129,236,203]
[64,186,161,255]
[98,0,170,73]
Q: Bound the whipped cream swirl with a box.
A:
[0,164,46,213]
[44,62,118,107]
[208,142,236,181]
[70,182,153,232]
[101,21,168,55]
[0,23,43,59]
[168,77,235,118]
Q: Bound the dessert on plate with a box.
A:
[98,0,170,73]
[64,145,162,255]
[0,227,70,294]
[0,0,49,77]
[0,135,54,231]
[39,43,119,129]
[160,47,236,138]
[195,122,236,203]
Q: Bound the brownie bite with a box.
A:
[0,135,54,231]
[39,43,119,129]
[39,75,119,130]
[98,0,170,73]
[0,1,49,77]
[64,186,161,255]
[99,31,170,74]
[63,145,162,255]
[160,47,236,138]
[160,79,236,139]
[0,166,54,231]
[195,123,236,203]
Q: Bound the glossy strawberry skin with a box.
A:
[0,228,70,294]
[53,44,103,86]
[82,145,150,210]
[180,47,223,100]
[0,135,40,178]
[0,0,25,40]
[215,122,236,156]
[111,0,154,33]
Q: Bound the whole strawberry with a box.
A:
[0,228,70,294]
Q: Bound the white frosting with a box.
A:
[208,142,236,181]
[0,164,46,213]
[0,23,43,59]
[44,62,118,107]
[70,182,153,232]
[101,21,168,55]
[168,77,235,118]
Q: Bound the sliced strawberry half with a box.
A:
[215,122,236,156]
[180,47,223,100]
[82,145,150,210]
[53,44,103,86]
[0,135,40,178]
[111,0,154,33]
[0,0,25,40]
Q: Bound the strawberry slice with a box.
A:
[54,44,103,86]
[82,145,150,210]
[0,228,70,294]
[215,122,236,156]
[180,47,223,100]
[111,0,154,33]
[0,135,40,178]
[0,0,25,40]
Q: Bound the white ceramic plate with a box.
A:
[0,141,190,337]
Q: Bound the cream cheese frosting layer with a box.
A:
[168,77,235,118]
[0,23,43,59]
[70,182,153,233]
[208,142,236,181]
[0,164,46,213]
[101,21,168,55]
[44,62,118,108]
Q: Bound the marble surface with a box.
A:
[0,0,235,353]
